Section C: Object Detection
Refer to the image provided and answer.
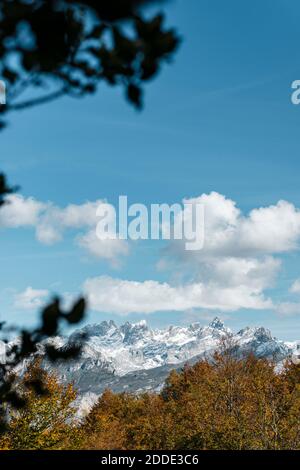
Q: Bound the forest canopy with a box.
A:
[1,352,300,450]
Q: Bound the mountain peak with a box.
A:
[253,327,272,342]
[121,320,151,345]
[209,317,225,330]
[133,320,147,328]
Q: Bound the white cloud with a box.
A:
[0,194,44,228]
[276,279,300,315]
[0,195,128,265]
[14,287,49,310]
[4,191,300,315]
[289,279,300,294]
[156,192,300,317]
[35,200,102,244]
[77,230,129,268]
[276,302,300,317]
[83,275,272,315]
[3,191,300,265]
[202,256,281,290]
[170,192,300,259]
[12,287,81,312]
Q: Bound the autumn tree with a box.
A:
[163,352,300,450]
[79,389,173,450]
[0,360,77,450]
[75,352,300,450]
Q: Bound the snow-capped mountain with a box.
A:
[37,317,298,402]
[1,317,299,408]
[60,317,298,374]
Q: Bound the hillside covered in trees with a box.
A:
[1,350,300,450]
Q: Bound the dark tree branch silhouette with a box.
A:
[0,0,180,128]
[6,88,68,111]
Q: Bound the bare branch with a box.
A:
[6,88,68,112]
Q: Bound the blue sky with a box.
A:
[1,0,300,339]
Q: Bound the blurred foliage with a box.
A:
[0,173,16,206]
[0,0,180,129]
[0,297,85,433]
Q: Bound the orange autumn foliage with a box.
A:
[2,351,300,450]
[78,352,300,450]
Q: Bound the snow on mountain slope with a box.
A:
[60,317,233,376]
[1,317,298,404]
[42,317,296,378]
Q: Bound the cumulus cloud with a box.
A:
[35,200,102,244]
[0,194,45,228]
[77,230,129,268]
[170,192,300,259]
[289,279,300,294]
[0,195,129,265]
[14,287,49,310]
[12,287,81,312]
[276,302,300,317]
[83,275,273,315]
[155,192,300,317]
[275,279,300,316]
[200,256,280,291]
[4,191,300,315]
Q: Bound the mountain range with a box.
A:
[1,317,299,417]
